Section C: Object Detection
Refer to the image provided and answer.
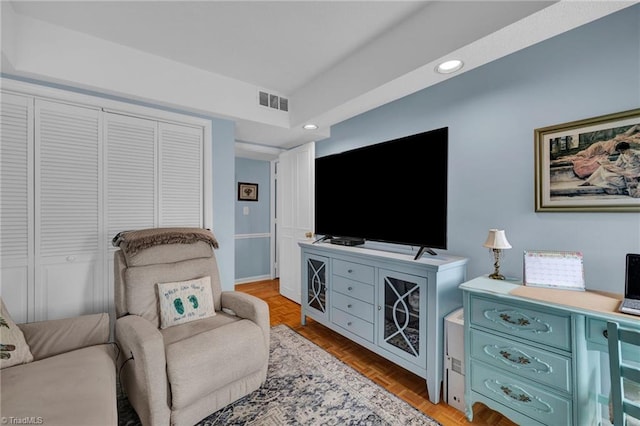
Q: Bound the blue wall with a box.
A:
[316,6,640,292]
[235,157,271,282]
[210,120,236,290]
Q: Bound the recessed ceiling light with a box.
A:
[436,59,464,74]
[303,123,318,130]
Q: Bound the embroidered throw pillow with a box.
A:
[157,276,216,329]
[0,298,34,369]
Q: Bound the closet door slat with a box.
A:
[105,113,157,243]
[159,123,203,227]
[1,94,32,259]
[36,100,101,257]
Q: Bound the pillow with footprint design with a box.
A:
[157,276,215,329]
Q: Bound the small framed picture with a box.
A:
[238,182,258,201]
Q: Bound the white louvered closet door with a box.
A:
[0,93,33,323]
[105,113,157,241]
[35,99,102,321]
[159,122,203,227]
[104,112,157,315]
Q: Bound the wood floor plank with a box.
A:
[236,279,517,426]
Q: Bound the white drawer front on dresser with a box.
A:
[331,307,374,342]
[333,259,374,283]
[333,275,374,304]
[471,363,572,426]
[470,297,571,351]
[332,292,374,323]
[470,329,572,393]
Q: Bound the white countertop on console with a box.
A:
[299,240,467,271]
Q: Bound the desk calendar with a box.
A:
[523,250,585,290]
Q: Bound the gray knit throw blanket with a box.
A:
[112,227,219,256]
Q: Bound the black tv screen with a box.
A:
[315,127,448,254]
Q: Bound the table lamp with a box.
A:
[483,229,511,280]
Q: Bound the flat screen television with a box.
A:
[314,127,448,259]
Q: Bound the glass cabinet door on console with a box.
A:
[303,253,329,321]
[378,268,427,367]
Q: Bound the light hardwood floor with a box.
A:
[236,279,517,426]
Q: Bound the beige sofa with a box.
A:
[0,312,118,426]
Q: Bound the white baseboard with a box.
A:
[235,274,272,285]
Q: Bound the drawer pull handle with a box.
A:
[347,304,352,309]
[485,380,552,413]
[485,309,550,334]
[500,313,530,326]
[500,350,531,365]
[347,322,352,326]
[603,329,608,339]
[501,385,532,403]
[484,345,550,373]
[348,286,353,291]
[348,269,353,273]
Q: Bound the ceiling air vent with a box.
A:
[259,91,288,112]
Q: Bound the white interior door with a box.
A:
[35,99,103,321]
[277,142,314,303]
[104,112,157,319]
[0,93,34,323]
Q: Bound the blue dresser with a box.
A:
[461,276,640,426]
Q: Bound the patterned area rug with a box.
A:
[118,324,441,426]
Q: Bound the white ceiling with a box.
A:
[3,1,637,160]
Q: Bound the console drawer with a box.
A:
[470,296,571,351]
[333,275,374,304]
[586,318,608,348]
[471,362,572,426]
[332,292,374,322]
[332,307,374,342]
[333,259,374,284]
[586,317,639,353]
[470,329,572,393]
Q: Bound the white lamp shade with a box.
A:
[483,229,512,249]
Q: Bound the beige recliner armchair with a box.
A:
[113,228,270,426]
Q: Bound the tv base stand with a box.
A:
[299,241,467,404]
[414,246,437,259]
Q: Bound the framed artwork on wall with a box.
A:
[534,108,640,212]
[238,182,258,201]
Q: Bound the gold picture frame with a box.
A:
[534,108,640,212]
